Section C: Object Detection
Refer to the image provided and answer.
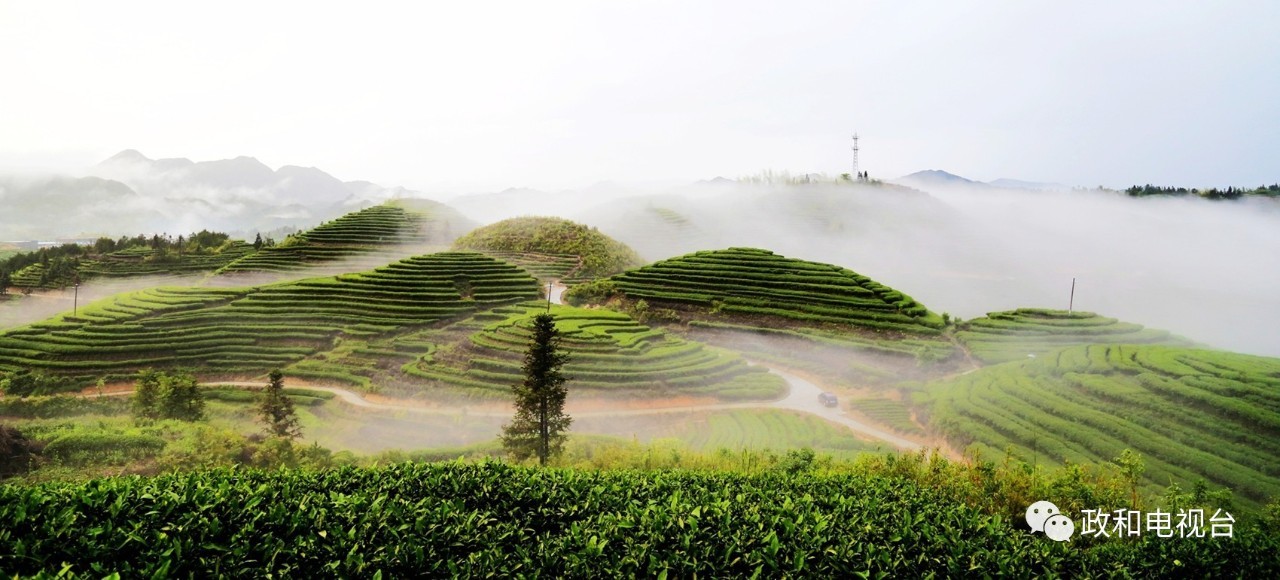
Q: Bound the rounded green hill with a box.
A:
[567,247,944,336]
[453,217,644,282]
[218,201,473,274]
[956,308,1192,364]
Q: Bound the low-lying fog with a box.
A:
[4,175,1277,359]
[454,179,1280,358]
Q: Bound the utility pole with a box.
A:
[1068,278,1076,314]
[73,283,79,317]
[850,133,860,180]
[547,281,553,313]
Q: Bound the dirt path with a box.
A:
[548,281,568,306]
[90,368,925,451]
[758,366,923,450]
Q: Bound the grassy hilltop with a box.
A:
[453,216,644,282]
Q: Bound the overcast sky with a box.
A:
[1,1,1276,191]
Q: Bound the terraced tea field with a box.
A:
[398,303,785,400]
[481,251,581,282]
[926,344,1280,504]
[0,253,538,386]
[579,247,945,335]
[217,201,472,275]
[956,308,1192,364]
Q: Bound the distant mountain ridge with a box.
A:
[894,170,1068,191]
[0,150,434,239]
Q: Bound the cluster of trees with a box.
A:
[133,368,301,440]
[132,370,206,422]
[0,370,78,397]
[1125,184,1280,200]
[0,229,242,291]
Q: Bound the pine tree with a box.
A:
[501,314,572,465]
[253,233,264,250]
[259,370,301,439]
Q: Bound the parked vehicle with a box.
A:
[818,392,838,408]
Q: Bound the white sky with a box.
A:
[1,1,1276,191]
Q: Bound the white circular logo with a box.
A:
[1025,500,1060,532]
[1043,514,1075,542]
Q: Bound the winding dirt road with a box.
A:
[200,368,924,451]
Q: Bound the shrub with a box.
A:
[0,424,43,477]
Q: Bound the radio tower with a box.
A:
[850,133,860,180]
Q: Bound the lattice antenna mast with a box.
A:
[850,133,860,179]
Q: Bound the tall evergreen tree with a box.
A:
[259,370,301,439]
[501,314,572,465]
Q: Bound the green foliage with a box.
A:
[502,314,571,465]
[660,409,881,454]
[1,461,1276,577]
[1113,449,1147,509]
[40,431,166,466]
[926,344,1280,506]
[562,278,619,306]
[259,370,301,440]
[0,370,78,397]
[131,370,204,422]
[1,231,252,289]
[160,371,205,421]
[1125,183,1280,200]
[132,370,162,420]
[0,395,129,419]
[453,216,644,279]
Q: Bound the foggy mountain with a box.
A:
[0,150,424,240]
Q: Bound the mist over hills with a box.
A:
[2,151,1277,358]
[0,150,423,240]
[894,170,1068,192]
